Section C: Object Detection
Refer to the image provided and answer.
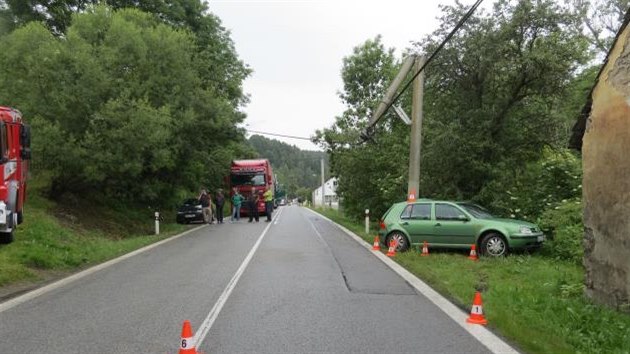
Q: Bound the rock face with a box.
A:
[582,22,630,310]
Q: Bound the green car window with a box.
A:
[411,204,431,220]
[436,203,466,220]
[400,204,412,219]
[458,203,494,219]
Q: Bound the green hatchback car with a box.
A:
[378,200,544,256]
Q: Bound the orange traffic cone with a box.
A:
[420,241,429,256]
[468,244,479,261]
[386,239,397,257]
[466,292,488,325]
[179,320,198,354]
[407,189,416,203]
[372,235,381,251]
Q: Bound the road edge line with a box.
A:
[0,225,207,313]
[304,207,520,354]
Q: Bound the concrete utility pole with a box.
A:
[320,157,325,208]
[407,56,426,199]
[366,56,416,129]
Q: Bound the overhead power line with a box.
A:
[361,0,484,143]
[247,129,313,141]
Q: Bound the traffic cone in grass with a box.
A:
[179,320,199,354]
[386,239,397,257]
[466,292,488,325]
[468,244,479,261]
[420,241,429,256]
[372,235,381,251]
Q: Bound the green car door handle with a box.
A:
[402,222,409,225]
[435,223,442,227]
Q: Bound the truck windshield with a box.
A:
[231,173,266,186]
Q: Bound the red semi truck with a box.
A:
[229,159,274,216]
[0,106,31,244]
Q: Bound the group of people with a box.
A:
[198,186,274,224]
[197,189,226,224]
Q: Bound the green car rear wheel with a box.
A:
[387,231,410,252]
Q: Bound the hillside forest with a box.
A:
[248,135,326,202]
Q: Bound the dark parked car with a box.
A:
[176,198,204,224]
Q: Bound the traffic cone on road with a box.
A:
[386,239,397,257]
[468,244,479,261]
[466,292,488,325]
[420,241,429,256]
[372,235,381,251]
[179,320,199,354]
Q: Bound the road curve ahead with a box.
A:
[0,205,504,353]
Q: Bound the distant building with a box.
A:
[312,178,339,209]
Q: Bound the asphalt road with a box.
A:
[0,205,498,353]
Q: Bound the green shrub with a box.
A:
[538,199,584,264]
[478,148,582,221]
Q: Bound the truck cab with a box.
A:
[0,106,31,244]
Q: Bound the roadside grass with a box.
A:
[313,207,630,354]
[0,193,189,289]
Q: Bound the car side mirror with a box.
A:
[457,215,469,222]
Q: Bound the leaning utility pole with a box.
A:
[407,56,426,200]
[365,56,416,130]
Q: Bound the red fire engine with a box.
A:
[229,159,274,216]
[0,106,31,244]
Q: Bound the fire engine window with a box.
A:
[230,174,266,186]
[0,123,7,159]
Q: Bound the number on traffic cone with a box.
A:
[179,320,199,354]
[466,291,488,325]
[420,241,429,256]
[372,235,381,251]
[468,244,479,261]
[386,239,397,257]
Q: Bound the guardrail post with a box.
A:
[365,209,369,235]
[155,211,160,235]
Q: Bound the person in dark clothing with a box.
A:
[215,189,225,224]
[198,189,212,224]
[247,186,259,222]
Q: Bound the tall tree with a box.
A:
[316,37,410,219]
[0,6,250,206]
[319,0,591,220]
[416,0,589,199]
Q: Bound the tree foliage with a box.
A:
[316,37,410,219]
[0,5,250,206]
[319,0,592,221]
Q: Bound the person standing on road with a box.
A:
[231,188,243,222]
[263,187,273,222]
[198,189,212,224]
[215,189,225,224]
[247,186,259,222]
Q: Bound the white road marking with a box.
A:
[273,209,281,224]
[304,207,520,354]
[194,206,285,348]
[0,224,207,313]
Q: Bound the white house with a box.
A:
[312,177,339,209]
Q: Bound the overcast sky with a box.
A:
[209,0,483,150]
